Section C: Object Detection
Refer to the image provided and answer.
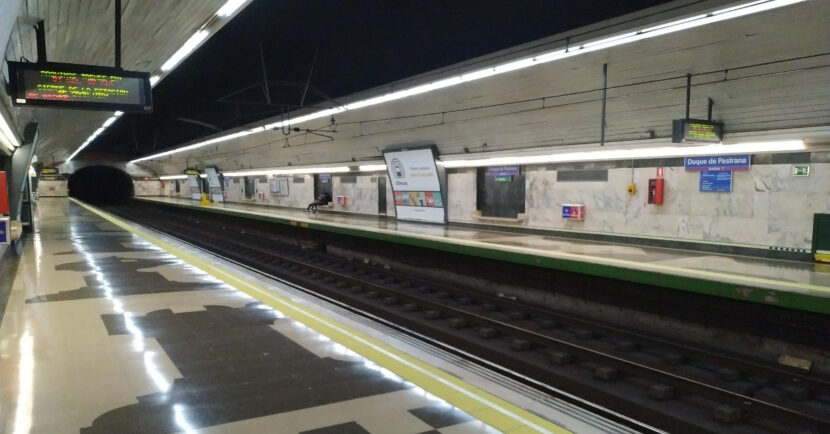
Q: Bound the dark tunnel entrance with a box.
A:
[68,166,134,205]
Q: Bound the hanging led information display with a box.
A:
[8,61,152,112]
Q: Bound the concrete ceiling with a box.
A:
[1,0,241,163]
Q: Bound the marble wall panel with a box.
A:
[224,178,244,202]
[259,176,314,208]
[768,218,814,247]
[333,176,379,215]
[39,180,67,197]
[386,176,395,216]
[134,181,163,196]
[753,164,829,193]
[447,170,476,221]
[524,162,830,249]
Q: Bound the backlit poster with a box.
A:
[204,167,223,202]
[185,170,201,200]
[384,147,446,223]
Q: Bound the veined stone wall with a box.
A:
[333,175,379,215]
[39,180,68,197]
[134,180,163,196]
[494,159,830,250]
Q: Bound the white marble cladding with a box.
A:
[39,180,67,197]
[525,163,830,249]
[333,175,380,215]
[255,176,315,208]
[447,169,476,221]
[386,177,395,216]
[134,180,163,196]
[162,179,195,199]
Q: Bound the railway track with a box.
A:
[108,201,830,433]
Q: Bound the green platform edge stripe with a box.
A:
[78,198,570,434]
[134,198,830,316]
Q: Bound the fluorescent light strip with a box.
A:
[358,164,387,172]
[0,121,19,152]
[161,30,209,72]
[159,164,389,179]
[217,0,247,17]
[68,1,251,163]
[130,0,805,164]
[223,166,351,177]
[440,140,806,168]
[66,111,126,162]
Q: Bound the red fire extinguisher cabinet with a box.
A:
[648,178,664,205]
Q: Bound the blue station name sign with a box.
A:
[684,154,750,171]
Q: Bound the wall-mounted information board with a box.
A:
[8,61,152,112]
[699,170,732,192]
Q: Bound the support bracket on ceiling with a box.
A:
[115,0,122,70]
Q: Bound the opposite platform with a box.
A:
[136,196,830,314]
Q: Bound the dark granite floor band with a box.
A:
[26,256,225,303]
[82,303,409,433]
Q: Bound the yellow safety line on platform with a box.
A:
[72,198,571,434]
[142,198,829,296]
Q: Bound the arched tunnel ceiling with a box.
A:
[0,0,235,163]
[142,0,830,173]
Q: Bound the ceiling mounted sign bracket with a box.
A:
[115,0,122,70]
[35,21,47,63]
[685,73,692,120]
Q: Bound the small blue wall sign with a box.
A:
[699,170,732,192]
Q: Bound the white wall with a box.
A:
[447,169,476,221]
[333,175,379,215]
[39,180,68,197]
[499,159,830,249]
[134,180,163,196]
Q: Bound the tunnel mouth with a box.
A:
[68,166,135,205]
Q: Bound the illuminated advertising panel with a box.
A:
[383,147,446,223]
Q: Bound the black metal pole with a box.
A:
[300,48,319,108]
[35,21,47,63]
[707,97,714,121]
[115,0,122,70]
[600,63,608,146]
[685,73,691,120]
[259,43,271,105]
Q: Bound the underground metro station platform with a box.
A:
[3,0,830,433]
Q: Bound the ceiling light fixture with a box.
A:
[161,30,209,72]
[222,166,351,177]
[358,164,388,172]
[130,0,806,164]
[439,140,807,168]
[216,0,247,17]
[0,113,20,152]
[67,1,252,164]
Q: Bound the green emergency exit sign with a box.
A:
[792,165,810,177]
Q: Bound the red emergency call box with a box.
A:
[0,172,8,215]
[647,178,664,205]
